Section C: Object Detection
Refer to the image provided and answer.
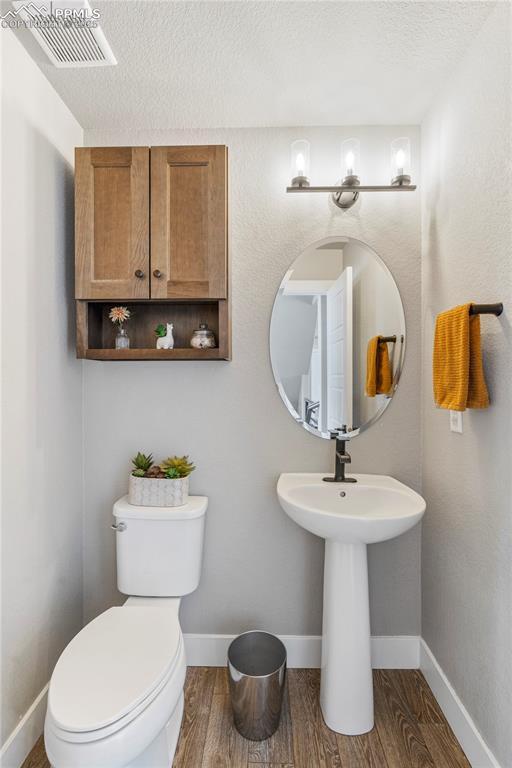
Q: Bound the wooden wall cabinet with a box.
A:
[75,147,150,300]
[151,146,227,300]
[75,144,230,361]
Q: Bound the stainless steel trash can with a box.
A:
[227,631,287,741]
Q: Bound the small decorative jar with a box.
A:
[190,322,216,349]
[115,326,130,349]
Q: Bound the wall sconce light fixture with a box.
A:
[332,138,361,209]
[290,139,311,188]
[287,137,416,209]
[391,137,411,186]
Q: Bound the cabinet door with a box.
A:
[150,146,227,299]
[75,147,150,299]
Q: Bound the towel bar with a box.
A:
[469,303,503,316]
[380,334,405,343]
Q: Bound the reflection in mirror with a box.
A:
[270,237,405,439]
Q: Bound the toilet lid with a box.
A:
[48,607,181,733]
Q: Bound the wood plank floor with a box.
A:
[23,669,470,768]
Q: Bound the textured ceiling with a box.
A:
[10,0,496,129]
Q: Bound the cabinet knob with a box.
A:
[134,270,145,279]
[153,269,163,279]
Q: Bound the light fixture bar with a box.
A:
[286,184,417,193]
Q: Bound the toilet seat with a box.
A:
[47,606,182,741]
[45,637,186,768]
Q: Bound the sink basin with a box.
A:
[277,473,425,544]
[277,472,425,736]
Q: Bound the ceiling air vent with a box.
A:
[12,0,116,67]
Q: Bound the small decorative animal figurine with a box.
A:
[155,322,174,350]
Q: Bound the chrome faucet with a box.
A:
[323,431,357,483]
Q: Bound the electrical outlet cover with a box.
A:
[449,410,463,434]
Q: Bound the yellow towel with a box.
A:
[366,336,393,397]
[433,303,489,411]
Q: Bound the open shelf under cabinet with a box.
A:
[76,300,231,361]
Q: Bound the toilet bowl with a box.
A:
[45,496,207,768]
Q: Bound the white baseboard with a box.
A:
[420,640,500,768]
[371,635,420,669]
[183,633,420,669]
[0,685,48,768]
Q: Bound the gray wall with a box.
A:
[421,4,512,765]
[1,32,84,744]
[82,126,422,637]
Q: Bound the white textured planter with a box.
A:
[129,475,189,507]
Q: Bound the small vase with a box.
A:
[115,326,130,350]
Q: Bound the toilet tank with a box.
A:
[113,495,207,597]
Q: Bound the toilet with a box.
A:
[44,494,207,768]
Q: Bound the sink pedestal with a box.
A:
[277,473,426,736]
[320,541,373,735]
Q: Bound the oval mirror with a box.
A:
[270,236,405,439]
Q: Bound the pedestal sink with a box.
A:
[277,473,425,735]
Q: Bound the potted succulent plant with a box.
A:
[129,451,195,507]
[154,323,174,350]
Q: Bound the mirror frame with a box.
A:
[269,236,406,440]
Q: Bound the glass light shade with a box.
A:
[391,137,411,183]
[290,140,310,186]
[341,138,360,180]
